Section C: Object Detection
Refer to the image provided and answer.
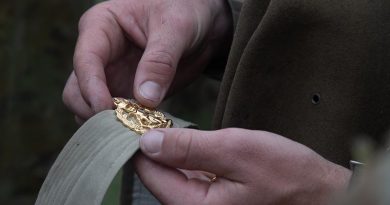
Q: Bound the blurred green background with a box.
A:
[0,0,219,204]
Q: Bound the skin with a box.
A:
[62,0,352,204]
[62,0,232,122]
[135,128,352,205]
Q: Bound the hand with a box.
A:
[62,0,232,123]
[134,128,352,205]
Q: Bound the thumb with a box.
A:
[133,19,191,107]
[139,128,241,176]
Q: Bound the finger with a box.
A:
[179,169,214,182]
[139,128,248,178]
[73,2,125,113]
[133,13,194,107]
[63,71,94,120]
[134,154,215,205]
[74,115,85,125]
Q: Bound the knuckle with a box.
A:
[72,53,82,69]
[215,128,252,155]
[144,50,176,71]
[215,128,238,138]
[73,51,101,72]
[84,74,105,91]
[171,15,194,33]
[78,12,88,31]
[73,54,89,71]
[78,6,95,31]
[141,50,177,81]
[62,86,72,108]
[73,56,90,73]
[62,78,76,108]
[171,129,195,165]
[78,1,111,31]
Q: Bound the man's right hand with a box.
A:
[62,0,232,123]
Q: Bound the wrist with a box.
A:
[291,154,352,205]
[311,160,352,205]
[324,162,352,194]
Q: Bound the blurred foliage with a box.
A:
[351,136,376,163]
[0,0,92,204]
[336,152,390,205]
[0,0,219,204]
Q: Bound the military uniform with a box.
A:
[216,0,390,166]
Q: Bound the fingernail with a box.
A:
[140,130,164,154]
[139,81,162,102]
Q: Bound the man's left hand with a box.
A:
[134,128,351,205]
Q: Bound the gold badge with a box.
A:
[113,98,173,134]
